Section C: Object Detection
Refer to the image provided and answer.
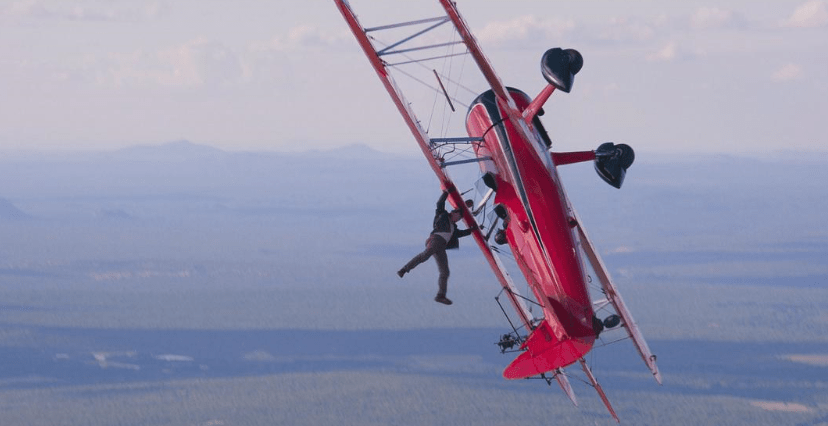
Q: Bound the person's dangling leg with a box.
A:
[432,241,452,305]
[398,235,439,277]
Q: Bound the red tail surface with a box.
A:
[503,320,593,380]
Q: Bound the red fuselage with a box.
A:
[466,88,596,369]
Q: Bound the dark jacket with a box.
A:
[431,191,473,249]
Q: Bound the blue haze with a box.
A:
[0,142,826,425]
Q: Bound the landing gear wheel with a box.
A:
[494,229,508,245]
[603,314,622,329]
[493,204,507,219]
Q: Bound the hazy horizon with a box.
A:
[3,138,828,159]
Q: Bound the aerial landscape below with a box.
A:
[0,142,826,425]
[2,0,827,424]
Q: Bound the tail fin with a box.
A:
[503,320,593,380]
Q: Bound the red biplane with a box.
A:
[334,0,662,421]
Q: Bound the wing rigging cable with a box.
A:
[379,45,477,103]
[365,19,477,94]
[432,26,465,137]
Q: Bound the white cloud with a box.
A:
[104,39,244,88]
[2,0,164,22]
[85,27,344,91]
[258,25,350,51]
[647,42,678,62]
[162,39,244,86]
[287,25,341,47]
[477,15,576,46]
[598,17,656,43]
[690,7,737,30]
[772,63,803,81]
[782,0,828,28]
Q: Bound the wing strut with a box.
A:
[374,17,451,56]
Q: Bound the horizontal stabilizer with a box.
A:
[503,320,592,380]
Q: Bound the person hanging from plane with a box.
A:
[397,188,474,305]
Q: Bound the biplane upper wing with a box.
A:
[333,0,534,330]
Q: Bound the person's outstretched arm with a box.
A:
[436,190,449,213]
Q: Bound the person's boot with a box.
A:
[434,294,453,305]
[397,268,407,278]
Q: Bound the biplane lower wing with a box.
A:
[571,205,662,385]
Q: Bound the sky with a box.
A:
[1,0,826,155]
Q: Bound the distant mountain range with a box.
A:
[1,141,825,235]
[0,140,406,163]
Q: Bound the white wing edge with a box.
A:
[571,205,663,385]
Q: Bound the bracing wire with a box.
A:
[367,35,475,109]
[437,28,456,139]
